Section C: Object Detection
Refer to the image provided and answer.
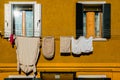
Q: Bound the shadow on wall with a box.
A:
[60,52,93,57]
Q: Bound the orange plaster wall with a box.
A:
[0,0,120,64]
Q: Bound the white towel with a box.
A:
[72,36,93,54]
[42,36,54,59]
[15,36,40,74]
[80,36,93,53]
[60,36,71,53]
[71,37,82,55]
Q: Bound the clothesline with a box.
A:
[39,36,74,41]
[12,35,92,41]
[10,35,73,41]
[39,36,93,41]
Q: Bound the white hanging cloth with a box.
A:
[71,36,93,55]
[79,36,93,53]
[71,37,82,55]
[60,36,71,53]
[15,36,40,74]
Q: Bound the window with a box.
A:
[4,2,41,38]
[40,72,76,80]
[76,1,111,40]
[13,4,34,37]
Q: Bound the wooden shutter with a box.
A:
[34,4,41,37]
[4,4,12,38]
[76,3,83,39]
[102,3,111,39]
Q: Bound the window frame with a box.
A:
[12,4,34,37]
[76,1,111,41]
[4,1,41,38]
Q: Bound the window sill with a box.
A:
[93,38,107,41]
[77,1,106,4]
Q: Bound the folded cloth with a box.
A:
[15,36,40,74]
[72,36,93,54]
[60,36,71,53]
[42,36,54,59]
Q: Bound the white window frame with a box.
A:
[4,1,41,38]
[77,1,106,4]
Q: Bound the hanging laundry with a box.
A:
[60,36,71,53]
[9,34,15,48]
[79,36,93,53]
[15,36,40,75]
[71,36,93,55]
[42,36,54,59]
[71,37,82,55]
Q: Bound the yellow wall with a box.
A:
[0,0,120,64]
[0,63,120,79]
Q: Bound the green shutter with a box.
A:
[102,3,111,39]
[76,3,83,39]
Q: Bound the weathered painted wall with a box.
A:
[0,0,120,64]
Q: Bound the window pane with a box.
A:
[13,4,33,37]
[83,12,86,36]
[26,11,33,37]
[14,11,22,36]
